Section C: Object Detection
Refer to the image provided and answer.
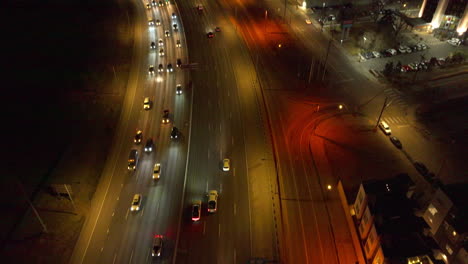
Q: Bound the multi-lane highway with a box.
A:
[70,1,192,263]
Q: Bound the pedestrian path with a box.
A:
[383,87,409,108]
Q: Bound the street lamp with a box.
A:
[327,184,332,190]
[338,104,343,110]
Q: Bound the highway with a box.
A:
[70,1,192,263]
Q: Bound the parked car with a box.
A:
[372,51,381,58]
[447,38,461,46]
[414,161,429,176]
[386,49,397,56]
[389,136,402,148]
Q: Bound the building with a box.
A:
[419,0,468,35]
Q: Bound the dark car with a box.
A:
[170,127,179,139]
[389,136,402,148]
[148,65,155,75]
[144,138,154,153]
[151,0,156,6]
[176,58,182,67]
[158,64,164,72]
[162,109,170,124]
[191,200,201,221]
[150,41,156,49]
[207,32,214,38]
[173,23,178,31]
[158,1,164,6]
[176,84,182,95]
[167,63,173,72]
[414,162,429,176]
[134,130,143,144]
[215,26,221,32]
[152,235,163,257]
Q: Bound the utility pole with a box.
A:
[375,97,388,129]
[321,39,332,81]
[17,179,48,233]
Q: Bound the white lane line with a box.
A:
[125,209,129,220]
[220,183,223,194]
[203,221,206,235]
[146,248,150,263]
[206,181,209,193]
[234,203,237,215]
[112,253,117,264]
[218,224,221,237]
[112,211,115,217]
[117,196,119,201]
[129,249,133,264]
[101,247,103,252]
[141,208,145,217]
[107,228,110,235]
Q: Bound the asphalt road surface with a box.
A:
[70,1,191,263]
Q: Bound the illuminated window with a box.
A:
[428,204,438,215]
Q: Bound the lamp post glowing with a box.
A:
[338,104,343,110]
[327,184,332,190]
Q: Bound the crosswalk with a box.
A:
[381,116,408,126]
[383,87,408,108]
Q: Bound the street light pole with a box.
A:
[375,97,388,129]
[321,39,332,81]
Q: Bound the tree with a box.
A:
[395,61,402,74]
[370,0,385,23]
[393,16,408,37]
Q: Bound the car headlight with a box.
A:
[152,253,155,256]
[136,206,139,210]
[149,147,152,151]
[131,207,134,211]
[158,252,160,256]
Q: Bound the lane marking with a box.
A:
[141,208,145,217]
[112,212,115,217]
[125,209,129,220]
[107,228,109,235]
[129,249,133,264]
[112,253,117,264]
[220,183,223,193]
[206,181,209,193]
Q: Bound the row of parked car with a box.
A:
[361,43,429,60]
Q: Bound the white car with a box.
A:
[222,158,230,171]
[176,84,182,95]
[172,13,177,19]
[447,38,461,46]
[305,19,312,24]
[143,97,152,110]
[148,19,155,26]
[130,194,142,211]
[372,51,381,58]
[153,163,161,179]
[379,121,391,135]
[207,190,218,213]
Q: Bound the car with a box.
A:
[379,121,391,135]
[167,63,173,72]
[165,30,170,37]
[191,200,202,221]
[148,19,155,26]
[408,62,418,71]
[144,138,154,152]
[400,65,411,72]
[176,58,182,67]
[152,235,163,257]
[398,46,408,54]
[176,84,182,95]
[128,150,138,170]
[197,5,203,11]
[207,32,214,38]
[170,127,179,139]
[207,190,218,213]
[176,39,181,47]
[162,109,170,124]
[389,136,402,148]
[173,23,178,31]
[134,130,143,144]
[328,14,335,21]
[143,97,152,110]
[130,194,142,211]
[152,0,156,5]
[153,163,161,179]
[159,48,164,56]
[386,49,397,56]
[149,65,155,75]
[158,39,163,46]
[414,161,429,176]
[172,13,177,19]
[419,43,428,50]
[158,0,164,6]
[156,19,161,26]
[360,52,374,60]
[215,26,221,32]
[305,19,312,24]
[372,51,381,58]
[150,41,156,49]
[222,158,230,171]
[158,64,164,72]
[146,3,151,9]
[381,50,392,57]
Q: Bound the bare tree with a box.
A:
[370,0,385,23]
[393,16,408,37]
